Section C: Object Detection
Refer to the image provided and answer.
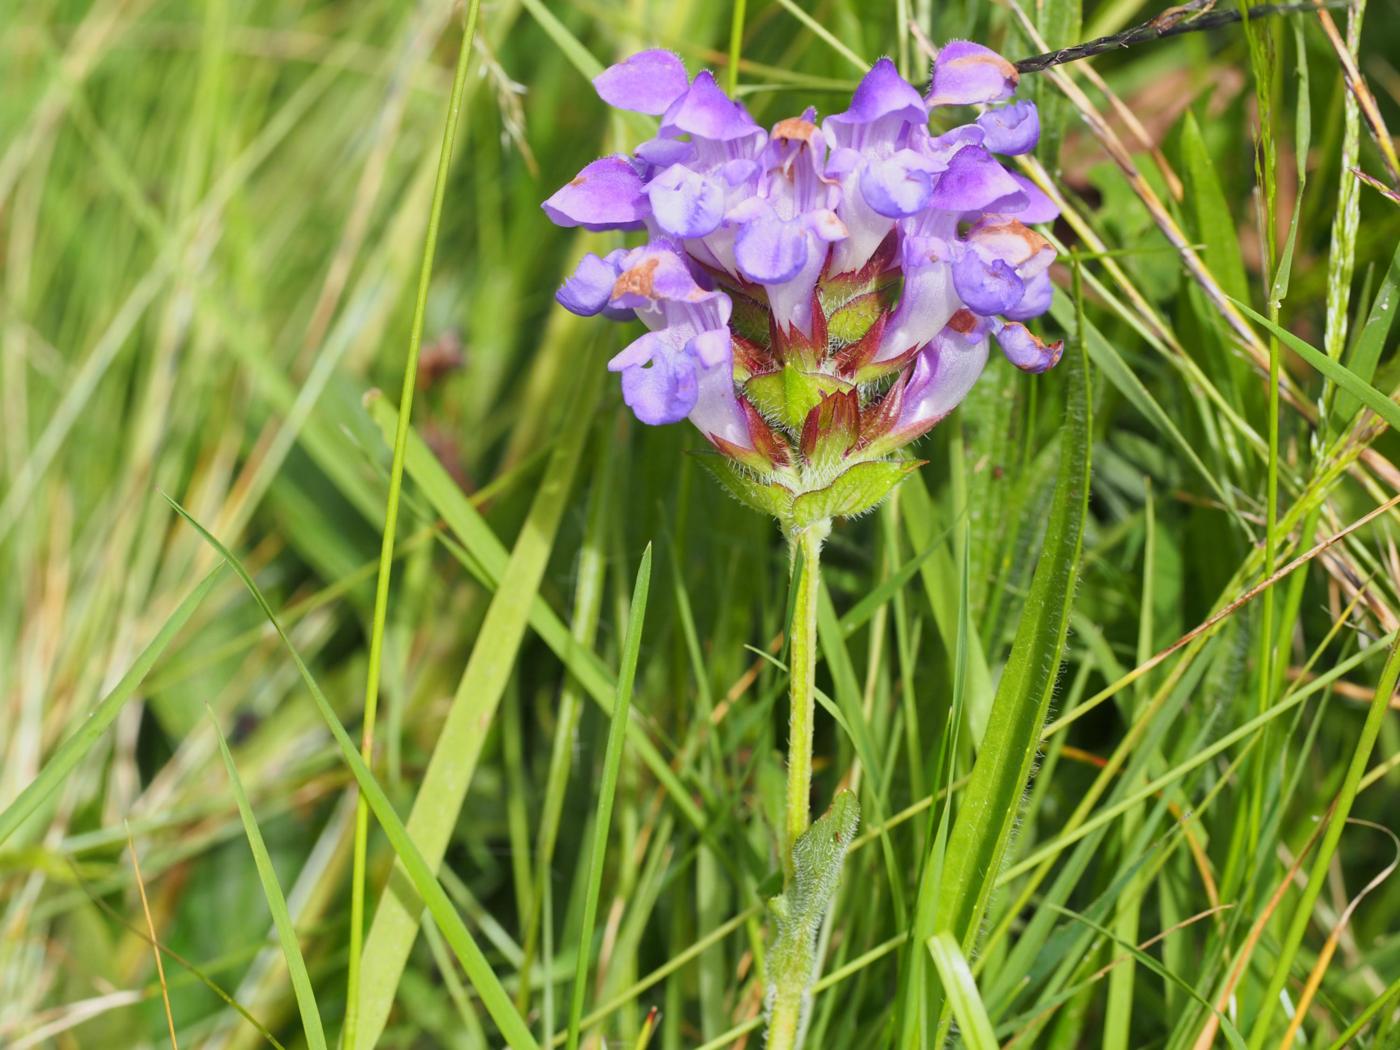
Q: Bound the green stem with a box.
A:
[769,519,829,1050]
[766,973,807,1050]
[784,522,826,874]
[343,4,481,1047]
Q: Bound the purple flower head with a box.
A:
[542,47,1063,529]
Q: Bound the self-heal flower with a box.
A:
[544,43,1063,533]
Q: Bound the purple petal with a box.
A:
[688,345,750,446]
[897,324,991,428]
[647,164,724,238]
[967,220,1056,275]
[608,252,708,312]
[826,57,927,130]
[927,41,1019,106]
[1004,270,1055,320]
[976,100,1040,155]
[688,328,731,369]
[1002,173,1060,223]
[953,251,1025,315]
[876,239,960,361]
[928,146,1025,212]
[807,209,848,242]
[542,155,647,231]
[557,252,622,316]
[608,331,663,372]
[995,321,1063,372]
[765,240,827,336]
[593,50,690,115]
[662,71,761,142]
[914,123,987,169]
[617,345,699,425]
[635,136,695,169]
[860,150,937,218]
[734,213,809,284]
[720,158,761,186]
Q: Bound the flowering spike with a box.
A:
[543,45,1063,534]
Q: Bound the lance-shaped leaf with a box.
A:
[765,792,861,1042]
[923,327,1091,1035]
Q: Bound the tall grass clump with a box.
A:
[1,1,1398,1048]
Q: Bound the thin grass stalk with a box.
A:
[344,4,481,1046]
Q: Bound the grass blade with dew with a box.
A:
[210,710,329,1050]
[565,545,652,1050]
[163,495,540,1050]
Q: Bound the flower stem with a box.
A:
[767,520,829,1050]
[784,521,826,875]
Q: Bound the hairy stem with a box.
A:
[784,521,826,873]
[768,520,830,1050]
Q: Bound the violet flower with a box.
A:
[543,43,1062,532]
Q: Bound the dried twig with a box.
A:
[1012,0,1352,74]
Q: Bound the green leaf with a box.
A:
[210,712,329,1050]
[1333,240,1400,428]
[1049,295,1242,531]
[0,566,224,847]
[1230,296,1400,433]
[367,397,705,834]
[765,791,861,1041]
[565,546,652,1050]
[925,933,998,1050]
[930,320,1092,1011]
[792,459,920,526]
[744,366,851,431]
[827,292,883,345]
[694,454,795,521]
[1180,111,1250,304]
[165,497,541,1050]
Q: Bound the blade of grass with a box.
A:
[366,397,703,833]
[928,269,1092,1033]
[352,354,604,1048]
[925,932,997,1050]
[1231,297,1400,433]
[125,825,179,1050]
[166,495,540,1050]
[1247,627,1400,1045]
[0,565,224,847]
[565,545,652,1050]
[1332,240,1400,429]
[209,712,329,1050]
[346,7,482,1045]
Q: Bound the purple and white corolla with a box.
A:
[543,43,1062,529]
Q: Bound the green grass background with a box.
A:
[2,0,1400,1047]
